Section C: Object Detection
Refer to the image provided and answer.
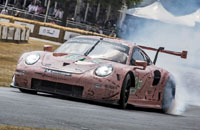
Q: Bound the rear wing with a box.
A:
[138,45,188,64]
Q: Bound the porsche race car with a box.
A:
[11,36,187,112]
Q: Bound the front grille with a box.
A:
[31,79,84,97]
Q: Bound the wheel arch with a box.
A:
[119,71,135,109]
[127,71,135,88]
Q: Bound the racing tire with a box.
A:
[19,88,37,94]
[162,76,176,113]
[119,74,131,109]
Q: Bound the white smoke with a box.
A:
[119,1,200,115]
[168,66,200,115]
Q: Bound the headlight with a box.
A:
[25,53,40,65]
[95,65,113,77]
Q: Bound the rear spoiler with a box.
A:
[138,45,188,65]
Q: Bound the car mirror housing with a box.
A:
[44,45,53,52]
[135,60,147,70]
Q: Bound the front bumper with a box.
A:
[12,66,121,102]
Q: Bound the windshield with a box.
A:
[55,38,130,64]
[55,38,98,55]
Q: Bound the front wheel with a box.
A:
[119,74,131,109]
[162,75,176,113]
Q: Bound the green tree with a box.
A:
[126,0,143,8]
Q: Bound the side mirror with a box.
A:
[135,60,147,70]
[44,45,53,52]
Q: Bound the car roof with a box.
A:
[74,35,135,48]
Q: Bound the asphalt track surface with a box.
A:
[0,87,200,130]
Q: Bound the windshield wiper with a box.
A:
[84,40,101,56]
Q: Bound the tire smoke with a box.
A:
[119,1,200,115]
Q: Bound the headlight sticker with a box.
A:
[95,65,113,77]
[25,53,40,65]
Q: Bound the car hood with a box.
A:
[41,53,106,74]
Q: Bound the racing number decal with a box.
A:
[135,77,142,89]
[130,76,142,94]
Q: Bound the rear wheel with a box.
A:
[162,76,176,113]
[19,88,37,94]
[119,74,131,109]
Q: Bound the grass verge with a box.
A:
[0,39,59,87]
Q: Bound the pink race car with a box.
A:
[11,36,187,112]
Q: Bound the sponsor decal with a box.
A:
[14,21,35,33]
[75,61,94,65]
[39,26,60,38]
[64,31,80,40]
[0,18,10,22]
[130,77,142,94]
[45,69,72,76]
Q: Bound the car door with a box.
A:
[129,47,155,103]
